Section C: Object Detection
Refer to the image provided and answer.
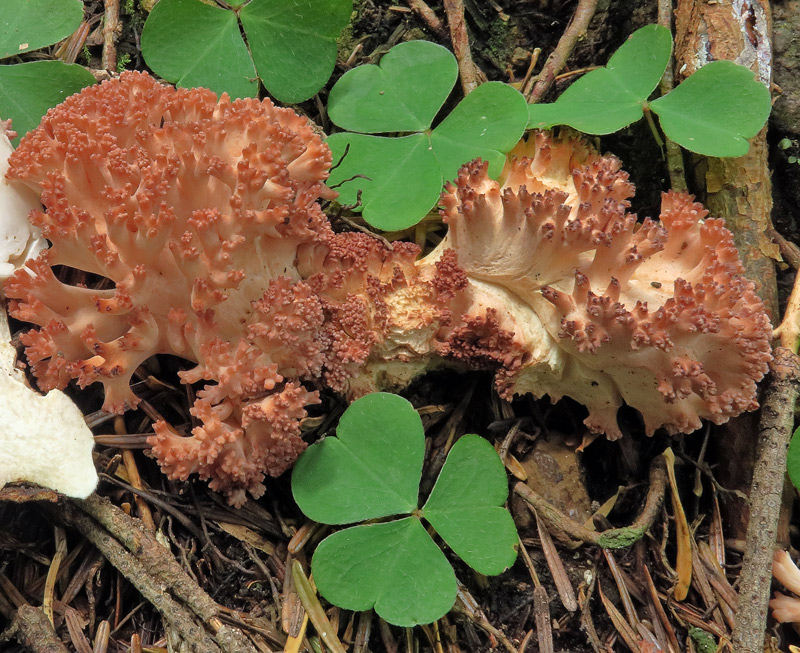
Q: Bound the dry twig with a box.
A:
[525,0,600,102]
[442,0,487,95]
[731,347,800,653]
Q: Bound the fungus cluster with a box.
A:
[4,72,772,504]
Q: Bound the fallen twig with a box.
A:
[731,347,800,653]
[442,0,487,95]
[514,455,667,548]
[525,0,600,102]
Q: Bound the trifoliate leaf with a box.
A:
[0,61,96,144]
[141,0,257,99]
[0,0,83,59]
[527,24,672,133]
[326,132,445,230]
[292,393,424,524]
[423,435,518,575]
[141,0,351,102]
[240,0,352,103]
[327,40,528,230]
[328,40,457,133]
[292,392,519,626]
[311,518,457,626]
[649,60,772,157]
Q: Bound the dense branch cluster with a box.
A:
[3,73,772,504]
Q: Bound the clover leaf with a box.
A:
[326,40,529,231]
[527,24,771,157]
[141,0,352,103]
[527,24,672,135]
[786,425,800,492]
[0,0,83,59]
[648,60,772,157]
[0,61,95,144]
[291,392,518,626]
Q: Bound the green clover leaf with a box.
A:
[0,0,83,59]
[786,425,800,492]
[326,40,529,231]
[0,61,96,144]
[527,24,672,135]
[648,60,772,157]
[291,393,518,626]
[141,0,352,103]
[527,24,771,157]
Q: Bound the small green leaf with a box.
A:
[787,425,800,491]
[311,518,457,627]
[649,60,771,157]
[141,0,257,99]
[527,24,672,134]
[423,435,518,575]
[328,40,457,133]
[292,393,424,524]
[326,132,442,231]
[240,0,353,103]
[0,61,95,144]
[431,81,528,181]
[326,41,528,230]
[0,0,83,59]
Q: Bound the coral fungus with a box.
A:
[5,72,772,504]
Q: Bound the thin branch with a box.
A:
[442,0,487,95]
[525,0,600,102]
[731,348,800,653]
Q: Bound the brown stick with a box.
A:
[101,0,120,72]
[731,347,800,653]
[514,455,667,548]
[525,0,600,102]
[442,0,487,95]
[5,605,68,653]
[405,0,447,39]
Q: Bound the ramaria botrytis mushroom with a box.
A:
[3,72,772,505]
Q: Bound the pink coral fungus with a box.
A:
[5,73,772,504]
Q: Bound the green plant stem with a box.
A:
[656,0,687,191]
[291,561,346,653]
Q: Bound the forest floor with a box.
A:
[1,0,800,651]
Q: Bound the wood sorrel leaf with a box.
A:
[422,435,518,575]
[527,24,672,134]
[142,0,351,102]
[0,62,95,144]
[141,0,257,99]
[311,518,457,627]
[293,392,519,625]
[240,0,352,103]
[0,0,83,59]
[326,132,444,231]
[328,40,457,133]
[649,60,772,157]
[291,393,424,524]
[786,425,800,491]
[326,41,528,230]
